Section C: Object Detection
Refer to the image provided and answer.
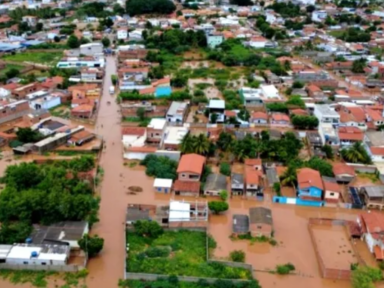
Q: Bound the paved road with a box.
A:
[86,56,127,288]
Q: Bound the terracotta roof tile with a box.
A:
[332,163,355,176]
[297,168,323,190]
[173,180,200,193]
[177,153,206,174]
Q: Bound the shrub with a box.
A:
[219,190,229,201]
[273,182,281,196]
[219,162,231,176]
[208,201,229,214]
[145,247,170,258]
[133,220,164,238]
[276,263,295,275]
[230,250,245,262]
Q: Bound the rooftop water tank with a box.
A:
[25,238,32,244]
[31,251,38,258]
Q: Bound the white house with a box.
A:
[166,101,188,123]
[30,96,61,110]
[314,104,340,124]
[0,87,11,98]
[207,33,224,49]
[5,244,70,266]
[312,10,328,22]
[129,29,143,41]
[249,36,268,48]
[117,29,128,40]
[80,43,103,56]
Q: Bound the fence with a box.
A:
[0,263,85,272]
[125,272,251,283]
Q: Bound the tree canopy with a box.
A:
[126,0,176,16]
[78,234,104,258]
[341,142,372,164]
[141,155,178,179]
[208,201,229,214]
[0,157,99,244]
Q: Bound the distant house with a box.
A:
[203,173,227,197]
[249,36,268,48]
[232,214,249,235]
[208,99,225,123]
[166,101,188,124]
[207,32,224,49]
[244,158,262,170]
[117,28,128,40]
[297,168,324,201]
[359,212,384,260]
[332,163,356,183]
[146,118,167,144]
[249,207,273,237]
[270,113,290,126]
[250,111,268,125]
[231,173,244,196]
[338,126,364,148]
[361,186,384,210]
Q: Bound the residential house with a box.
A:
[208,99,225,123]
[244,158,262,170]
[166,101,188,124]
[244,166,263,199]
[325,61,353,71]
[338,106,367,130]
[119,67,149,82]
[314,104,340,125]
[362,186,384,210]
[117,28,128,40]
[297,168,324,201]
[22,15,37,27]
[365,108,384,129]
[57,56,105,68]
[12,82,40,99]
[250,111,268,125]
[174,153,205,197]
[359,212,384,260]
[312,10,328,22]
[153,178,173,194]
[332,163,356,183]
[207,32,224,49]
[322,177,341,205]
[203,173,227,197]
[249,36,268,48]
[249,207,273,237]
[121,127,147,148]
[79,43,103,56]
[162,126,189,150]
[293,70,329,83]
[0,100,31,125]
[307,131,323,149]
[367,147,384,163]
[318,123,339,146]
[232,214,249,235]
[270,113,291,127]
[306,84,325,101]
[146,118,167,143]
[338,126,364,148]
[231,173,244,196]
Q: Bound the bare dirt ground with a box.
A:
[188,78,223,100]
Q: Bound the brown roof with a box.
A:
[361,212,384,234]
[271,113,290,122]
[290,109,308,116]
[121,127,146,136]
[297,168,324,190]
[370,147,384,156]
[338,126,364,141]
[173,180,200,193]
[177,153,206,174]
[126,146,157,153]
[244,166,262,185]
[323,181,341,193]
[244,158,262,166]
[249,207,273,225]
[71,130,94,141]
[251,111,268,120]
[332,163,355,176]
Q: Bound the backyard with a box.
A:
[126,229,252,279]
[2,52,63,66]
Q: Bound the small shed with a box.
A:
[153,178,173,194]
[232,214,249,235]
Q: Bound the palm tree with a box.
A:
[180,134,194,154]
[280,167,297,187]
[341,142,372,164]
[192,134,210,155]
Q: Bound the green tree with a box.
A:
[136,107,146,121]
[78,234,104,258]
[210,113,218,124]
[16,127,43,143]
[141,155,178,179]
[229,250,245,262]
[307,157,333,177]
[280,166,297,186]
[219,190,228,201]
[352,266,383,288]
[341,142,372,164]
[133,220,164,238]
[126,0,176,16]
[5,68,20,79]
[292,81,304,89]
[101,37,110,47]
[67,35,80,49]
[208,201,229,214]
[286,95,305,108]
[220,163,231,177]
[217,132,233,152]
[352,59,366,73]
[321,145,334,159]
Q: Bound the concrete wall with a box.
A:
[0,263,85,272]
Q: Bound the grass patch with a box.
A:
[0,270,55,287]
[49,104,71,118]
[3,52,63,66]
[56,151,96,156]
[356,172,379,183]
[127,230,252,279]
[0,63,23,77]
[122,117,152,127]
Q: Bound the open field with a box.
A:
[126,229,252,279]
[2,52,62,66]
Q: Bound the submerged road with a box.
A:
[86,56,126,288]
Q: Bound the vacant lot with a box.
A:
[3,52,62,66]
[126,229,252,279]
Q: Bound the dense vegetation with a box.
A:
[126,0,176,16]
[341,142,372,164]
[0,157,99,244]
[119,278,261,288]
[127,226,252,279]
[141,155,178,180]
[267,2,302,18]
[78,234,104,258]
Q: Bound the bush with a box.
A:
[220,162,231,176]
[219,190,228,201]
[273,182,281,196]
[229,250,245,262]
[141,155,178,179]
[208,201,229,214]
[276,263,295,275]
[133,220,164,238]
[145,247,170,258]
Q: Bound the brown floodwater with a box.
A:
[0,56,378,288]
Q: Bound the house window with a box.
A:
[42,262,47,265]
[23,261,28,265]
[330,192,335,196]
[182,174,185,177]
[257,225,262,229]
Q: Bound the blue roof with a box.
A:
[155,86,172,98]
[21,40,45,47]
[0,43,22,52]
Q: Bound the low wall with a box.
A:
[346,163,377,174]
[125,272,251,283]
[307,218,354,280]
[207,260,253,271]
[0,263,85,272]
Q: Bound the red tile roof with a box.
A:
[338,126,364,141]
[121,127,146,136]
[332,163,355,176]
[361,212,384,234]
[290,109,308,116]
[244,166,262,185]
[370,147,384,156]
[297,168,324,190]
[177,153,206,174]
[244,158,262,166]
[173,180,200,193]
[271,113,290,122]
[251,111,268,120]
[323,181,341,193]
